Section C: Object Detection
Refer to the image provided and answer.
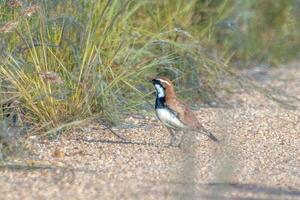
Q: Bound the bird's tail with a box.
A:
[194,127,219,143]
[205,130,219,142]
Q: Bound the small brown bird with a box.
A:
[151,76,219,146]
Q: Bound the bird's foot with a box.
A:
[169,135,182,148]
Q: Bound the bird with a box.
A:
[151,76,219,146]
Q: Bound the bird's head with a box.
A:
[151,77,174,98]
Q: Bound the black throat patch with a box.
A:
[155,96,166,109]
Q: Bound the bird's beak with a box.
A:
[145,76,155,84]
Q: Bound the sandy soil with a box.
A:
[0,64,299,200]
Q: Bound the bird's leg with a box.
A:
[177,131,185,148]
[167,127,183,147]
[166,127,176,146]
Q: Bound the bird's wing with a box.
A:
[166,97,219,142]
[182,104,201,128]
[165,97,196,126]
[183,107,219,142]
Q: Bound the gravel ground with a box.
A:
[0,64,299,200]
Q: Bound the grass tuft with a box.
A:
[0,0,299,138]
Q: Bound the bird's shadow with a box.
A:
[82,124,172,148]
[78,138,173,148]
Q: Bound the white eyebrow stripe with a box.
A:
[158,79,171,86]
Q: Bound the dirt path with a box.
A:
[0,64,299,200]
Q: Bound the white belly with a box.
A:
[156,108,186,129]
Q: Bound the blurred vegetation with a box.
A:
[0,0,299,142]
[218,0,300,65]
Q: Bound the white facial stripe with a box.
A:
[155,84,165,98]
[158,79,171,86]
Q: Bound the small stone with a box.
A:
[52,149,65,158]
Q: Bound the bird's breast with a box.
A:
[156,108,186,129]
